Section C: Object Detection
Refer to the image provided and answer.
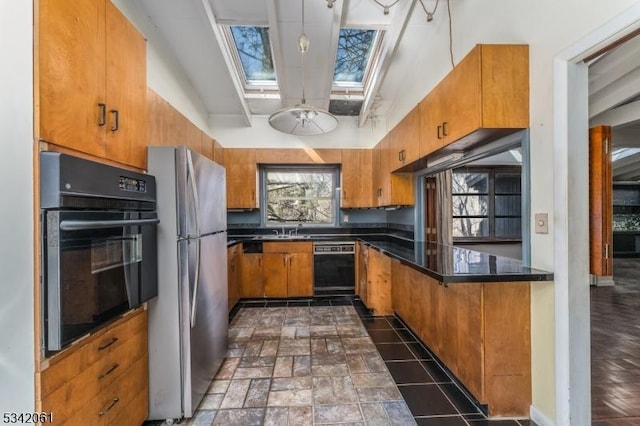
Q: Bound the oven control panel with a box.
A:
[313,242,355,254]
[119,176,147,193]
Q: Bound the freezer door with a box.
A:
[176,147,226,238]
[181,232,228,417]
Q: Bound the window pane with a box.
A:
[453,218,489,238]
[452,195,488,217]
[334,29,376,83]
[495,172,521,194]
[452,172,488,194]
[230,26,275,81]
[265,170,335,225]
[495,218,522,238]
[495,195,521,216]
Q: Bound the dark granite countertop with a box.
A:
[358,236,554,284]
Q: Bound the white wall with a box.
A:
[0,0,35,413]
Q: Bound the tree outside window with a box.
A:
[264,167,337,226]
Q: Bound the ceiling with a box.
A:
[588,34,640,180]
[131,0,420,127]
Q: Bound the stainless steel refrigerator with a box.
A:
[146,146,228,421]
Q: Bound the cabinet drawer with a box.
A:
[65,356,148,426]
[41,326,147,424]
[41,309,146,398]
[263,241,312,253]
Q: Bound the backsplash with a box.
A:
[613,214,640,231]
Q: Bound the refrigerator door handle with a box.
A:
[186,149,202,237]
[190,238,201,327]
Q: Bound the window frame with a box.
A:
[260,165,340,228]
[222,25,279,94]
[452,166,522,243]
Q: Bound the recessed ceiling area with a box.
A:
[128,0,419,128]
[589,34,640,181]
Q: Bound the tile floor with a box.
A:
[172,298,533,425]
[591,258,640,425]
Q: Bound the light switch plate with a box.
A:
[535,213,549,234]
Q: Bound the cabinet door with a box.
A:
[419,87,445,157]
[379,136,392,206]
[105,1,147,169]
[391,260,407,319]
[372,143,383,206]
[357,245,368,304]
[226,149,258,209]
[341,149,374,208]
[454,283,483,399]
[262,253,288,298]
[401,106,421,165]
[38,0,106,156]
[240,253,263,298]
[366,249,393,315]
[213,140,225,166]
[287,253,313,297]
[443,46,482,144]
[201,132,214,160]
[227,246,239,310]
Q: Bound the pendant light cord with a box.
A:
[301,0,306,104]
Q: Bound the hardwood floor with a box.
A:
[591,258,640,424]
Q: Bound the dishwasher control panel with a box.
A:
[313,242,355,254]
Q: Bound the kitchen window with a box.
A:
[262,166,338,227]
[452,167,522,241]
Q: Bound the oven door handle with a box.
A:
[59,218,159,231]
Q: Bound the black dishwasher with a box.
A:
[313,241,355,296]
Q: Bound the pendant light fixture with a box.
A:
[268,0,338,136]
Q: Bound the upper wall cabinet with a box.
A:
[419,44,529,158]
[225,149,258,209]
[341,149,374,208]
[37,0,147,169]
[391,105,421,171]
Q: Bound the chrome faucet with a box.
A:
[272,229,279,236]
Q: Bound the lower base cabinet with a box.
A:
[379,251,531,417]
[228,244,241,312]
[262,242,313,298]
[38,308,149,425]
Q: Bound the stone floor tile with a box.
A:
[312,363,350,377]
[232,366,274,379]
[252,326,282,339]
[262,407,288,426]
[280,326,297,339]
[362,352,389,373]
[293,355,311,376]
[313,376,358,404]
[186,409,216,426]
[219,379,251,409]
[239,356,276,368]
[273,356,293,377]
[211,408,265,425]
[312,353,347,366]
[244,378,271,408]
[360,402,392,425]
[346,355,370,374]
[267,389,313,406]
[351,372,396,388]
[207,379,230,394]
[314,403,363,423]
[243,341,265,357]
[288,406,313,424]
[260,340,279,357]
[199,394,224,410]
[215,358,240,380]
[310,325,339,337]
[271,376,313,391]
[342,337,378,354]
[356,386,403,402]
[384,400,417,425]
[326,337,345,354]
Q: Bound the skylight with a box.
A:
[333,29,378,85]
[227,26,277,89]
[612,148,640,162]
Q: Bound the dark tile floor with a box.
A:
[591,258,640,425]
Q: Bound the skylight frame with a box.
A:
[222,25,280,95]
[331,29,385,99]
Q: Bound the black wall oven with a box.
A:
[40,152,159,353]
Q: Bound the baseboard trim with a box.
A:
[589,274,615,287]
[530,405,555,426]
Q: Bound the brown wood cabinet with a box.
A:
[213,139,225,165]
[589,125,613,277]
[341,149,374,208]
[357,243,369,304]
[240,253,264,298]
[256,149,341,164]
[262,242,313,298]
[419,44,529,158]
[373,135,414,207]
[391,105,421,171]
[37,0,147,169]
[225,149,258,209]
[227,244,241,311]
[38,308,148,424]
[388,259,531,417]
[362,248,393,315]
